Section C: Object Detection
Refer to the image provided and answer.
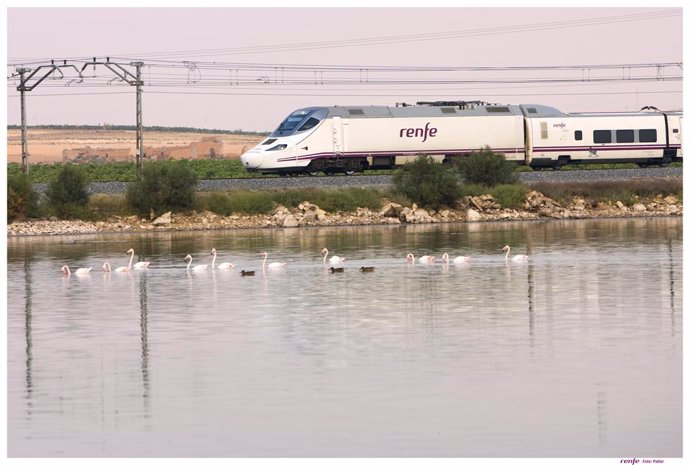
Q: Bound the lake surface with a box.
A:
[7,218,682,458]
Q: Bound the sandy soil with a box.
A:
[6,128,264,163]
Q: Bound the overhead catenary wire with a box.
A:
[7,9,681,65]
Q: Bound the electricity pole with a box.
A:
[17,68,29,174]
[14,58,145,178]
[133,61,144,178]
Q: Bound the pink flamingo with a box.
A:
[441,252,471,264]
[211,248,235,269]
[260,251,286,269]
[184,254,208,272]
[127,248,150,269]
[321,247,346,264]
[102,261,130,273]
[502,245,529,262]
[406,253,435,264]
[61,265,92,276]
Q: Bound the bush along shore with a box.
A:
[7,190,683,237]
[7,155,682,237]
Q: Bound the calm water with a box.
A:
[7,218,682,458]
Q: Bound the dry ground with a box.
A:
[6,128,264,163]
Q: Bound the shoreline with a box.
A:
[7,190,682,237]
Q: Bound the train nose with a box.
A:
[240,151,264,170]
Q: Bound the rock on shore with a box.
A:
[7,191,683,237]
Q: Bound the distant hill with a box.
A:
[6,124,269,136]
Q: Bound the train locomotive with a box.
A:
[240,100,682,175]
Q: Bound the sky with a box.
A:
[4,6,685,133]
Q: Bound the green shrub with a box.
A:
[8,171,39,222]
[490,184,529,209]
[454,147,518,186]
[392,156,461,209]
[126,161,198,216]
[46,164,91,219]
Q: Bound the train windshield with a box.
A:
[271,108,327,136]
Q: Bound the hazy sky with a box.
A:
[5,6,683,132]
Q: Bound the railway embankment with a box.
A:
[7,190,682,237]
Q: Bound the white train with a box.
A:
[240,101,682,175]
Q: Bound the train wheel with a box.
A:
[344,170,355,176]
[324,170,335,176]
[637,162,648,168]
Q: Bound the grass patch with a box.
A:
[197,187,385,215]
[530,179,683,206]
[199,191,275,215]
[88,194,133,219]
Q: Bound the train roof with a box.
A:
[320,103,564,118]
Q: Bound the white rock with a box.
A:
[153,211,172,225]
[466,208,482,222]
[282,214,299,228]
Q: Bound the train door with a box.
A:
[672,116,683,158]
[332,117,344,155]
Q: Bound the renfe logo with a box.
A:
[400,122,438,142]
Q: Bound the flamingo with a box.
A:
[127,248,150,269]
[502,245,529,262]
[184,254,208,272]
[211,248,235,269]
[260,251,286,269]
[441,252,471,264]
[321,247,346,264]
[61,265,92,276]
[102,261,130,273]
[406,253,435,264]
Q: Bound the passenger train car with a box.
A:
[240,101,682,175]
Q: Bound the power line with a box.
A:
[6,89,682,99]
[7,9,680,64]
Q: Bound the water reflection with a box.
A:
[7,218,682,457]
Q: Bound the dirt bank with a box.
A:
[7,191,682,237]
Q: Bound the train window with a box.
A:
[261,138,277,145]
[673,129,679,133]
[527,108,537,114]
[639,129,657,142]
[298,117,321,132]
[486,106,510,113]
[348,109,365,115]
[540,122,548,139]
[441,108,456,114]
[274,111,311,135]
[593,130,612,143]
[574,130,582,141]
[616,130,634,143]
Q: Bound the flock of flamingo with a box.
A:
[60,245,528,277]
